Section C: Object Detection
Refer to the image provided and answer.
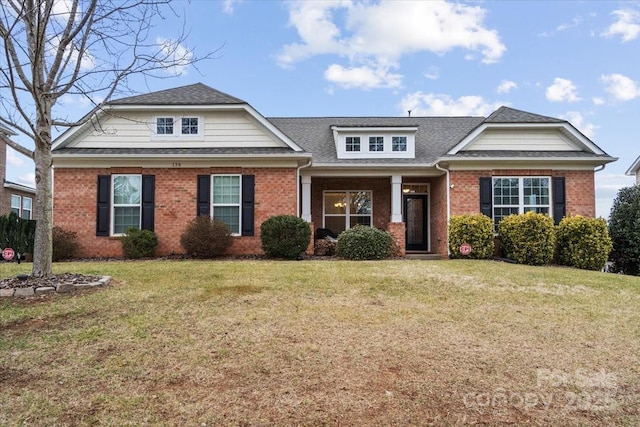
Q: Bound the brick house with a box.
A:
[51,83,616,258]
[626,156,640,184]
[1,125,35,219]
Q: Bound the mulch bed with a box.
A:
[0,273,103,290]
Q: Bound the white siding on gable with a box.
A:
[67,110,289,149]
[463,129,581,152]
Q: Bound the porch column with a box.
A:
[391,175,403,222]
[301,175,312,222]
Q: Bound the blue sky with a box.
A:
[5,0,639,218]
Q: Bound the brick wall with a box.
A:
[427,175,448,256]
[53,167,298,258]
[0,140,6,214]
[449,169,596,217]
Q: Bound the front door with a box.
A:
[403,195,429,251]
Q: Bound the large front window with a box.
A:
[323,191,372,235]
[112,175,141,234]
[493,177,550,227]
[212,175,241,234]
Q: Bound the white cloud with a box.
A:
[324,64,402,89]
[592,97,605,106]
[278,1,505,88]
[556,16,583,32]
[424,66,439,80]
[602,8,640,42]
[399,92,502,116]
[222,0,243,14]
[545,78,581,102]
[497,80,517,94]
[601,73,640,101]
[560,111,597,139]
[6,147,24,167]
[157,38,193,76]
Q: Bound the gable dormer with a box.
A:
[331,126,417,159]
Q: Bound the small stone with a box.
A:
[14,287,35,297]
[74,283,96,290]
[56,283,75,293]
[35,286,56,294]
[0,288,15,297]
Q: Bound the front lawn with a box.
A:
[1,260,639,426]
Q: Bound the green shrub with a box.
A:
[498,211,555,266]
[448,214,494,259]
[556,216,612,271]
[121,228,158,259]
[180,216,233,258]
[260,215,311,259]
[52,226,79,261]
[608,185,640,275]
[0,211,36,256]
[335,225,393,260]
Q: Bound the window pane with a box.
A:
[369,136,384,152]
[114,207,140,234]
[181,117,198,134]
[325,192,346,214]
[493,207,519,229]
[523,177,550,206]
[346,137,360,152]
[493,178,519,205]
[113,175,141,204]
[22,197,32,211]
[156,117,173,134]
[392,136,407,152]
[324,216,346,235]
[350,216,371,227]
[11,194,20,209]
[213,206,239,234]
[350,191,371,215]
[213,176,240,204]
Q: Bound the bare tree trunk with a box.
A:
[32,102,53,278]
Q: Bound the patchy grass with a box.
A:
[0,259,639,426]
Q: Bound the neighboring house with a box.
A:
[0,125,35,219]
[51,83,616,258]
[626,155,640,184]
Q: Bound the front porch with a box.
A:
[300,174,449,257]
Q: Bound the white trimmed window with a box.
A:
[10,194,21,216]
[323,191,372,235]
[212,175,241,235]
[10,194,32,219]
[22,197,32,220]
[369,136,384,152]
[493,177,550,226]
[392,136,407,152]
[346,136,361,152]
[112,174,142,234]
[154,116,200,137]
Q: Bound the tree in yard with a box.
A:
[0,0,211,277]
[608,184,640,276]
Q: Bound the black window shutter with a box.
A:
[197,175,210,216]
[96,175,110,236]
[241,175,255,236]
[141,175,155,231]
[479,177,493,218]
[552,176,566,225]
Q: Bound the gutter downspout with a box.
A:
[435,162,451,256]
[297,158,312,218]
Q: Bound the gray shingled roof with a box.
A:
[484,106,565,123]
[109,83,246,106]
[268,116,485,164]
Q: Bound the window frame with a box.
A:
[392,136,407,152]
[111,174,142,235]
[211,174,242,236]
[345,136,361,152]
[10,194,21,216]
[21,197,32,220]
[368,136,384,152]
[323,190,373,234]
[153,116,201,138]
[492,176,551,228]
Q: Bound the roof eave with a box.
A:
[625,155,640,176]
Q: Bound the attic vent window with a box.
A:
[156,117,173,135]
[369,136,384,152]
[153,116,201,137]
[346,136,361,152]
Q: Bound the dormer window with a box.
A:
[153,116,201,137]
[392,136,407,152]
[346,136,361,152]
[369,136,384,152]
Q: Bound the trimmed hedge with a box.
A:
[335,226,393,260]
[499,211,555,266]
[448,214,494,259]
[180,216,233,258]
[260,215,311,259]
[608,184,640,275]
[556,216,612,271]
[0,211,35,257]
[121,228,158,259]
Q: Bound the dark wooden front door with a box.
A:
[404,195,429,251]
